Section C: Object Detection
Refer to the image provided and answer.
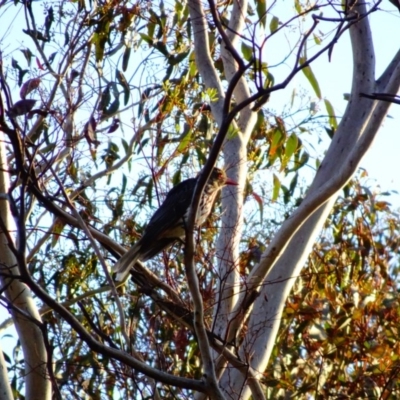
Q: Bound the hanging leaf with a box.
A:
[285,133,298,160]
[272,174,281,202]
[36,57,45,71]
[101,98,120,121]
[107,118,120,133]
[281,133,298,171]
[83,116,99,146]
[11,58,29,85]
[169,49,190,66]
[20,49,33,66]
[122,46,131,71]
[172,170,181,186]
[294,0,303,13]
[256,0,267,28]
[98,84,111,112]
[48,52,57,65]
[163,64,173,81]
[145,179,154,207]
[11,58,21,71]
[300,56,322,99]
[177,129,193,153]
[70,70,79,82]
[270,16,279,33]
[241,42,253,61]
[139,33,154,46]
[121,174,128,195]
[313,33,322,45]
[68,162,78,183]
[252,191,264,223]
[92,31,108,62]
[294,151,309,171]
[51,218,66,248]
[289,173,298,194]
[269,125,284,156]
[324,99,338,129]
[44,6,54,39]
[116,70,130,105]
[20,78,41,99]
[23,29,49,42]
[64,31,70,46]
[155,41,170,57]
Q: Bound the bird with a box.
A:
[113,167,237,281]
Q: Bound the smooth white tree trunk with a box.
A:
[0,131,51,400]
[218,2,400,397]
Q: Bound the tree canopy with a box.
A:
[0,1,400,399]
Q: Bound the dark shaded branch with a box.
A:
[360,92,400,105]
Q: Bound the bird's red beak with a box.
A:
[225,178,238,186]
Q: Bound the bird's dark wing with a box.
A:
[138,178,197,252]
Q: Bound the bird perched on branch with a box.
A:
[113,167,237,281]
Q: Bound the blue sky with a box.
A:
[266,2,400,204]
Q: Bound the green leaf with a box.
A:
[241,42,253,61]
[68,162,78,183]
[92,32,106,62]
[227,124,239,139]
[313,33,322,45]
[272,174,281,202]
[269,126,284,157]
[282,184,290,204]
[289,173,298,194]
[281,133,299,171]
[290,88,296,108]
[294,0,303,14]
[139,33,153,46]
[154,41,170,57]
[101,98,120,120]
[256,0,267,28]
[285,133,298,160]
[172,170,181,186]
[300,57,321,99]
[324,99,338,129]
[296,151,309,170]
[51,218,65,248]
[116,70,130,106]
[121,138,129,155]
[145,179,154,207]
[98,84,111,112]
[177,129,193,153]
[122,47,131,72]
[269,16,279,33]
[121,174,127,195]
[169,50,190,66]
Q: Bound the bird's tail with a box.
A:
[113,242,142,282]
